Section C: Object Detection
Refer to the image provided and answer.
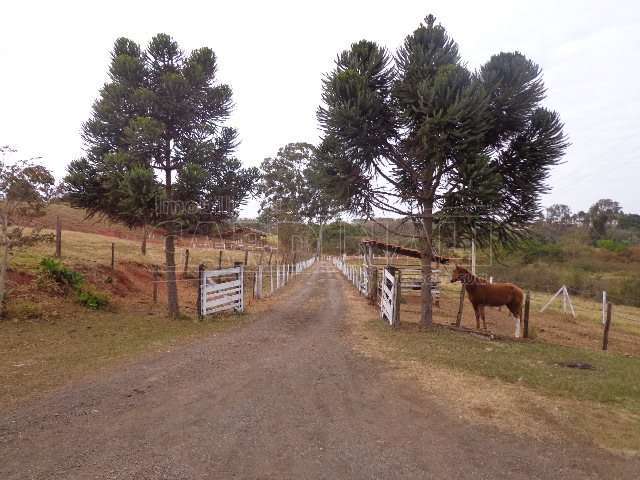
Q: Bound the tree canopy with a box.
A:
[258,142,340,225]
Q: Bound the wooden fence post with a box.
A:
[455,285,465,327]
[218,250,223,269]
[152,265,159,303]
[244,250,249,266]
[602,302,613,351]
[197,264,205,319]
[523,291,531,338]
[270,264,274,295]
[55,216,62,258]
[368,267,378,305]
[183,249,190,276]
[111,242,115,271]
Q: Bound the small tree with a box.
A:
[317,15,568,326]
[546,204,572,224]
[258,143,340,256]
[0,149,55,318]
[587,199,622,238]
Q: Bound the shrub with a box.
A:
[76,288,110,310]
[39,257,109,309]
[518,240,566,264]
[39,257,84,289]
[595,239,629,253]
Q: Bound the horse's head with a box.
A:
[450,265,467,283]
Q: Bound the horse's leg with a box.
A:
[481,305,487,330]
[507,302,522,338]
[473,304,481,330]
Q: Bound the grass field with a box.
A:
[343,284,640,454]
[0,302,246,409]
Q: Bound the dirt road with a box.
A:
[1,261,637,479]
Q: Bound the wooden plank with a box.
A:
[205,290,242,304]
[205,300,242,314]
[204,279,242,293]
[205,267,241,278]
[205,292,242,309]
[384,269,395,283]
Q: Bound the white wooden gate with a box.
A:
[380,268,397,326]
[201,266,244,315]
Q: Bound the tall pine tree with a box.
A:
[66,35,256,318]
[317,15,568,326]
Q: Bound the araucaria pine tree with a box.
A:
[67,35,256,318]
[317,15,568,326]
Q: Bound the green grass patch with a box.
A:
[372,321,640,415]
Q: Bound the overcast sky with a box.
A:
[2,0,639,216]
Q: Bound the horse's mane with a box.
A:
[456,266,488,285]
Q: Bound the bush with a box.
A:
[76,288,110,310]
[39,257,109,309]
[595,239,629,253]
[518,240,566,264]
[39,257,84,289]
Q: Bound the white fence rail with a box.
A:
[200,257,316,317]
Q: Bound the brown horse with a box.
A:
[450,265,524,331]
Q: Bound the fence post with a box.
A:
[55,216,62,258]
[239,265,245,312]
[256,265,263,299]
[602,291,607,325]
[602,302,613,351]
[270,264,274,295]
[392,269,401,327]
[111,242,115,271]
[244,250,249,266]
[152,265,159,304]
[197,264,205,320]
[523,291,531,338]
[218,250,223,269]
[455,285,465,327]
[369,267,378,305]
[183,249,190,276]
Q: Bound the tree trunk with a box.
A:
[317,223,324,258]
[419,200,434,327]
[165,232,179,318]
[164,161,180,319]
[141,224,148,256]
[0,212,9,319]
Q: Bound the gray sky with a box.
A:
[2,0,639,216]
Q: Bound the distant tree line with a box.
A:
[545,199,640,240]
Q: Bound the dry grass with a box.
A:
[398,281,640,356]
[12,228,278,275]
[342,286,640,456]
[0,298,247,410]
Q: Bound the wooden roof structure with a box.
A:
[219,226,268,240]
[360,239,450,264]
